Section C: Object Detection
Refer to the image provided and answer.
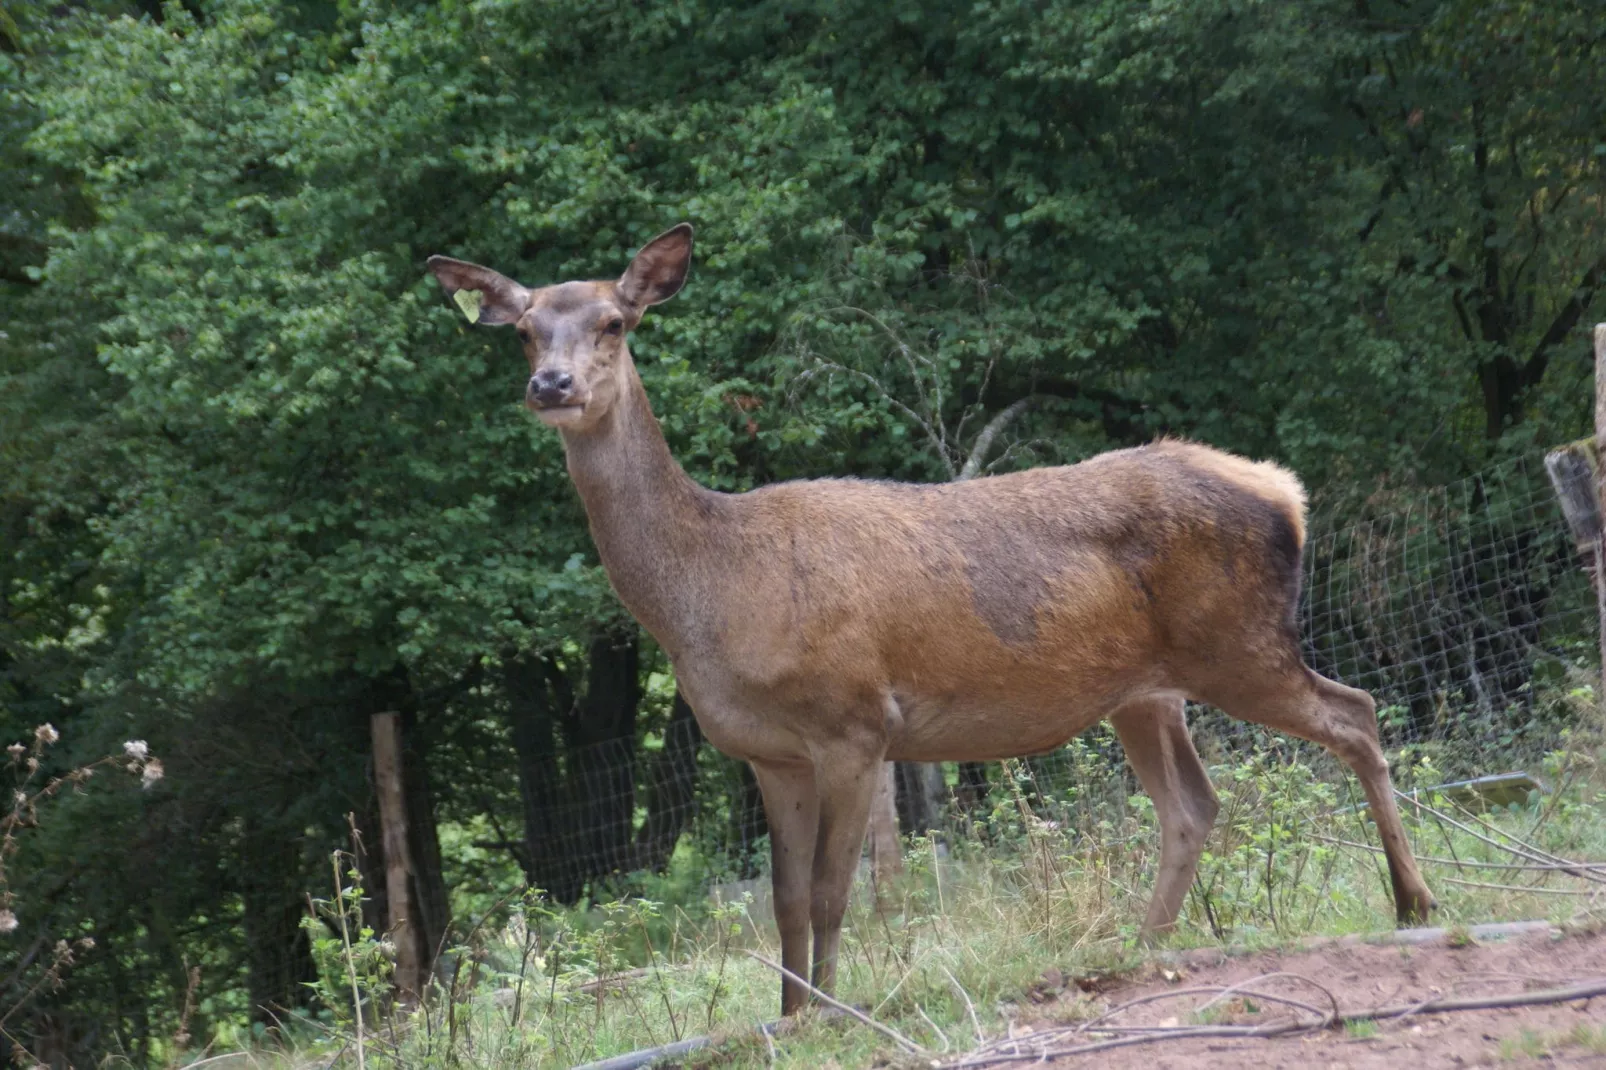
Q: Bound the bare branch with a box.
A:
[803,305,960,472]
[941,964,984,1045]
[743,951,928,1055]
[1394,793,1606,885]
[1308,832,1606,872]
[985,438,1050,475]
[1522,252,1606,382]
[958,397,1037,482]
[795,360,957,479]
[954,343,1001,449]
[945,972,1606,1069]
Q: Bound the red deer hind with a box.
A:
[428,225,1434,1016]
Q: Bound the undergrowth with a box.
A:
[184,739,1606,1070]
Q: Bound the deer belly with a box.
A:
[883,690,1110,762]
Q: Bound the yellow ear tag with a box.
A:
[453,288,483,324]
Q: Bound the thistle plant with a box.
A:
[0,724,165,1057]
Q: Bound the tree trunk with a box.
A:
[865,762,903,884]
[240,818,315,1023]
[560,631,641,896]
[505,653,570,897]
[631,689,703,872]
[351,798,387,940]
[505,634,644,903]
[400,705,450,975]
[895,761,946,835]
[954,762,991,813]
[371,711,425,1006]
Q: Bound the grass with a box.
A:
[209,741,1606,1070]
[1499,1022,1606,1062]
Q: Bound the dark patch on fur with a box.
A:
[951,515,1067,645]
[946,503,1157,646]
[1169,460,1305,649]
[1140,452,1297,566]
[1108,516,1163,602]
[940,447,1303,648]
[1262,504,1305,642]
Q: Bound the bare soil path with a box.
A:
[999,927,1606,1069]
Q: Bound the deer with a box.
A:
[427,224,1435,1016]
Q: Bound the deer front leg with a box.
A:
[807,742,885,1000]
[749,757,819,1015]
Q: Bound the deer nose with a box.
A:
[529,369,574,404]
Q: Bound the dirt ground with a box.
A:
[1006,926,1606,1069]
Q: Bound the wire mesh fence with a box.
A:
[1303,458,1595,757]
[518,452,1603,903]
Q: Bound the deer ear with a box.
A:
[426,256,531,326]
[617,224,693,310]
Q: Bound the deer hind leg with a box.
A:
[806,740,885,1000]
[1211,663,1435,924]
[1110,695,1219,941]
[749,757,819,1015]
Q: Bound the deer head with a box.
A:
[427,224,693,433]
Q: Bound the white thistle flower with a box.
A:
[33,724,58,745]
[0,910,17,934]
[140,759,164,787]
[123,740,149,761]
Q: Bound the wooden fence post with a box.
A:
[371,711,425,1006]
[1540,324,1606,720]
[1543,446,1601,702]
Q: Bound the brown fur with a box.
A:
[427,226,1434,1017]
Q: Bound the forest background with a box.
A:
[1,0,1604,1061]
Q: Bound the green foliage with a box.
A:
[299,854,392,1029]
[1192,751,1345,939]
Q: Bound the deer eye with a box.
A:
[516,328,531,344]
[604,318,624,336]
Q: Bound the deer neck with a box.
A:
[559,359,721,649]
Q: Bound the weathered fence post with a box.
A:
[1552,323,1606,716]
[371,711,426,1006]
[1542,447,1599,570]
[1596,323,1606,708]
